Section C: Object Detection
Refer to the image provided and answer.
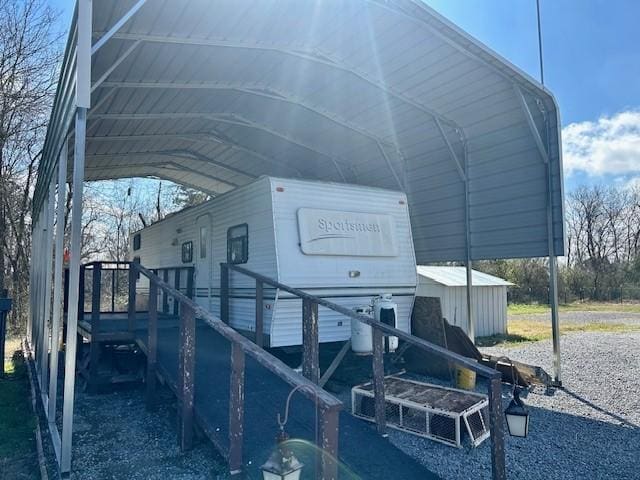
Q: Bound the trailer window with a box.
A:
[199,226,208,259]
[181,241,193,263]
[133,233,141,251]
[227,224,248,264]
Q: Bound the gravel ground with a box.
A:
[43,384,228,480]
[383,331,640,480]
[509,310,640,325]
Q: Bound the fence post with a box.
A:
[162,269,169,313]
[221,263,229,323]
[318,405,340,480]
[372,327,386,434]
[174,269,181,316]
[488,376,507,480]
[89,263,102,392]
[128,262,137,333]
[178,302,196,451]
[146,281,158,410]
[111,268,116,312]
[186,268,194,300]
[228,342,245,476]
[255,280,264,348]
[78,265,85,322]
[302,298,319,384]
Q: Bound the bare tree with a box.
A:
[0,0,60,330]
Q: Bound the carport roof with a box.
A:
[35,0,565,263]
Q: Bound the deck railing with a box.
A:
[221,263,506,480]
[131,262,343,479]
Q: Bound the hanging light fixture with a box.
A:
[496,357,530,438]
[261,430,304,480]
[261,385,306,480]
[504,387,530,438]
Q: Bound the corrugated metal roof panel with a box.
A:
[417,266,513,287]
[34,0,565,264]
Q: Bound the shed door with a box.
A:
[195,214,213,310]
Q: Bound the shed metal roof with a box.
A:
[34,0,565,263]
[417,266,513,287]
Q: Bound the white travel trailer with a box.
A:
[130,176,417,348]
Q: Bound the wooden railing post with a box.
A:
[220,263,229,323]
[372,327,386,434]
[110,268,116,313]
[146,280,158,410]
[173,269,181,316]
[489,376,507,480]
[178,302,196,451]
[78,265,85,322]
[255,279,264,348]
[162,269,169,314]
[228,342,245,476]
[128,261,137,333]
[318,405,340,480]
[186,267,194,300]
[302,298,320,384]
[89,264,102,392]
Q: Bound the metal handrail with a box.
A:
[226,263,499,380]
[133,262,342,409]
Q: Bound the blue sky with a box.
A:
[49,0,640,192]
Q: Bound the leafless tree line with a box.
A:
[0,0,60,331]
[564,184,640,299]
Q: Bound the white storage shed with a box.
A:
[416,266,512,337]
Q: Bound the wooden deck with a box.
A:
[70,312,439,479]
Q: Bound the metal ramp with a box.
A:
[352,375,490,448]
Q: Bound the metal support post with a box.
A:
[49,145,68,422]
[60,106,89,476]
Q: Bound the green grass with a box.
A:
[0,338,38,477]
[507,302,640,315]
[476,319,640,347]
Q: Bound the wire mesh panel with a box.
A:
[352,375,490,448]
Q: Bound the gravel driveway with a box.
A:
[387,332,640,480]
[509,310,640,325]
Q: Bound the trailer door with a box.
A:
[195,214,213,310]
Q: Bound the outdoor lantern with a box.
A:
[262,384,308,480]
[261,431,304,480]
[504,387,530,437]
[495,356,530,438]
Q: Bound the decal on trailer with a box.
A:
[297,208,397,256]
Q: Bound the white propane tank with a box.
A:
[351,305,373,355]
[373,294,398,352]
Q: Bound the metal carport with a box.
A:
[29,0,565,476]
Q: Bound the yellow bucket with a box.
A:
[456,365,477,390]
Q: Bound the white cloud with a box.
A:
[562,110,640,176]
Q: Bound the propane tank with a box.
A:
[351,305,373,354]
[373,294,398,352]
